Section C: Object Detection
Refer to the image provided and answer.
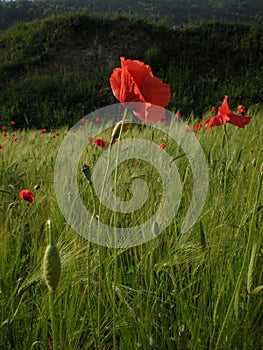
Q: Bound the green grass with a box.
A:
[0,108,262,349]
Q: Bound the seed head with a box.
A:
[43,244,61,292]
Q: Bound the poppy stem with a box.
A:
[95,109,127,349]
[44,220,59,350]
[111,107,128,350]
[223,124,229,192]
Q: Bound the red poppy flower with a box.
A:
[109,57,171,122]
[211,106,217,113]
[134,160,139,166]
[41,129,47,134]
[194,96,252,131]
[2,126,7,131]
[176,111,182,118]
[19,189,34,204]
[10,121,16,125]
[237,104,246,114]
[0,144,2,150]
[94,138,106,148]
[193,124,201,131]
[159,143,166,149]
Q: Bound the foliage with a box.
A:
[0,13,262,128]
[0,73,113,128]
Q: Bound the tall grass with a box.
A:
[0,108,262,349]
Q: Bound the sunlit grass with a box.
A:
[0,108,262,349]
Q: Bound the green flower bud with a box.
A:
[43,245,61,292]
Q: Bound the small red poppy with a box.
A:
[2,126,7,131]
[193,124,202,132]
[211,106,217,113]
[94,138,106,148]
[3,133,8,137]
[159,143,166,149]
[19,189,34,204]
[0,144,2,150]
[41,129,47,134]
[134,160,139,166]
[176,111,182,118]
[87,135,93,142]
[10,121,16,125]
[237,104,246,114]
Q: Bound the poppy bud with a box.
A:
[43,245,61,292]
[110,120,125,145]
[34,184,41,190]
[8,202,15,209]
[152,221,160,236]
[82,164,92,183]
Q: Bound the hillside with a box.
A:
[0,0,263,31]
[0,13,262,128]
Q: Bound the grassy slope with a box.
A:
[0,13,262,128]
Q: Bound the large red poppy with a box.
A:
[109,57,171,122]
[19,189,34,204]
[194,96,252,131]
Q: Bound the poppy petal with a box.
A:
[122,57,152,87]
[218,95,231,116]
[228,113,252,128]
[140,74,171,107]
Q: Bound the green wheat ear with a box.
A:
[43,244,61,292]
